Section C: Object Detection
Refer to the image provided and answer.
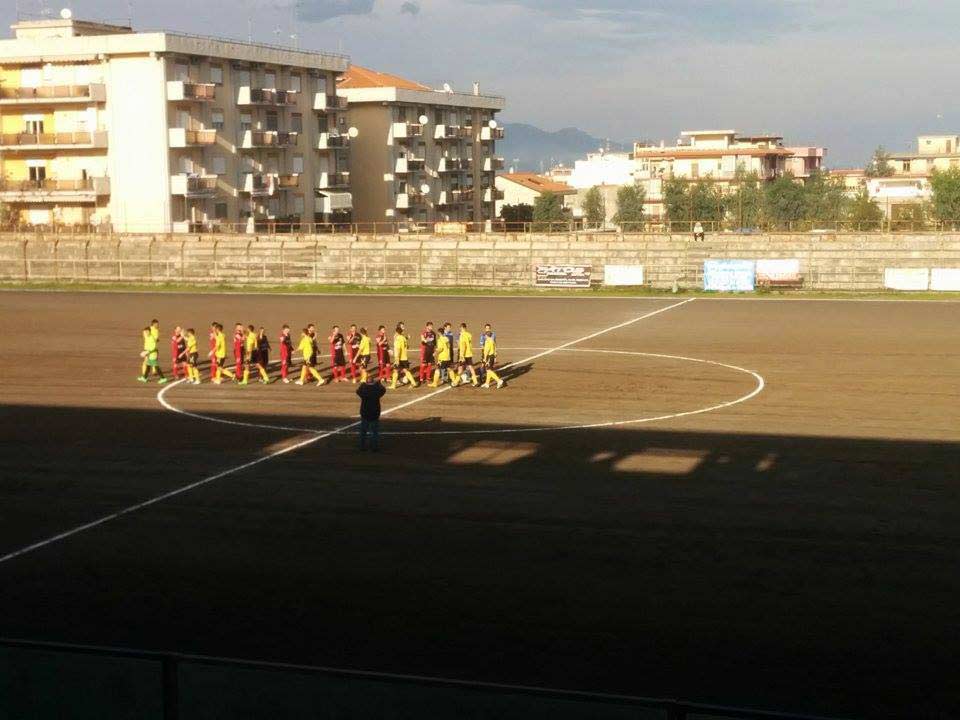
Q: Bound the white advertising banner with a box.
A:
[884,268,929,291]
[603,264,645,286]
[755,258,802,285]
[930,268,960,291]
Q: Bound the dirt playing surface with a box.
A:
[1,291,958,718]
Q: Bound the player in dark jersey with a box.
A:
[279,324,294,383]
[330,325,347,382]
[346,323,361,383]
[418,321,437,383]
[171,327,186,380]
[375,325,391,382]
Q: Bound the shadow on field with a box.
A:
[0,402,958,719]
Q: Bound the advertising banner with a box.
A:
[884,268,929,291]
[756,258,802,286]
[930,268,960,291]
[703,259,756,292]
[603,264,645,286]
[534,265,592,288]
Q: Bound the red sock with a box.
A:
[349,364,357,380]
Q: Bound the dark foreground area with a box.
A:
[0,292,958,719]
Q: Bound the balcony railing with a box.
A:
[393,122,424,139]
[241,173,277,196]
[455,188,475,202]
[277,173,301,188]
[241,130,299,148]
[0,131,108,149]
[318,171,350,189]
[395,156,426,173]
[480,126,504,141]
[0,83,106,104]
[317,190,353,214]
[483,156,505,172]
[167,81,216,102]
[170,174,219,196]
[314,93,348,111]
[0,177,110,197]
[168,128,217,147]
[438,157,472,173]
[237,87,301,106]
[317,132,349,150]
[434,125,461,140]
[483,187,504,202]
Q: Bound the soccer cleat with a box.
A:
[238,380,248,386]
[137,376,148,383]
[497,379,504,389]
[294,380,304,386]
[212,379,222,385]
[482,383,490,389]
[282,378,291,384]
[157,378,169,385]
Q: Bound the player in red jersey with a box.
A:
[329,325,347,382]
[419,322,437,383]
[207,322,218,380]
[279,324,294,383]
[346,323,361,383]
[232,323,244,377]
[375,325,391,381]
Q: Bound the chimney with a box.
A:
[473,82,480,96]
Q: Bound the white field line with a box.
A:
[0,299,694,565]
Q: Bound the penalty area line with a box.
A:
[0,298,694,566]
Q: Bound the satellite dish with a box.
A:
[488,119,497,129]
[60,7,73,18]
[442,83,452,93]
[420,183,430,194]
[418,114,428,125]
[347,126,359,138]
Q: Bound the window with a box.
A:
[264,70,276,88]
[237,69,251,87]
[292,155,304,173]
[691,162,700,178]
[175,63,189,81]
[214,202,228,220]
[317,115,329,133]
[239,113,252,131]
[397,106,408,122]
[27,163,46,182]
[265,111,279,131]
[212,156,226,175]
[293,195,305,214]
[291,113,303,133]
[290,74,301,92]
[211,110,225,130]
[210,65,223,85]
[903,161,911,173]
[24,116,44,134]
[435,109,444,125]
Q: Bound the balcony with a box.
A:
[434,125,461,141]
[170,174,219,197]
[483,156,505,172]
[0,131,108,151]
[392,122,423,140]
[483,187,504,202]
[168,128,217,148]
[396,189,427,209]
[317,132,349,150]
[456,187,475,202]
[241,173,278,196]
[481,126,504,141]
[241,130,299,149]
[314,93,348,111]
[438,157,471,173]
[0,177,109,202]
[317,171,350,189]
[395,156,426,174]
[167,80,216,102]
[316,190,352,214]
[438,190,460,206]
[277,173,301,189]
[0,83,106,105]
[236,87,301,106]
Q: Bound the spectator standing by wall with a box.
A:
[357,374,387,451]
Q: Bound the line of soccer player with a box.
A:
[139,319,504,389]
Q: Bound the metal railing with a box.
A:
[0,178,101,192]
[0,131,97,146]
[0,84,98,100]
[0,637,844,720]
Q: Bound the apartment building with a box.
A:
[337,66,504,226]
[494,172,577,217]
[888,134,960,176]
[0,16,350,231]
[632,130,826,220]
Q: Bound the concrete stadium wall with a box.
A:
[2,231,960,291]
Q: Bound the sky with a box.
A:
[5,0,960,167]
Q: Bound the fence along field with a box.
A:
[3,231,960,291]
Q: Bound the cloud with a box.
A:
[400,1,420,15]
[295,0,375,23]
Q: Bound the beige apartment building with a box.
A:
[632,130,825,220]
[337,66,504,226]
[0,16,350,232]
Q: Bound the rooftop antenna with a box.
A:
[247,16,252,42]
[126,0,133,27]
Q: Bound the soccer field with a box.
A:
[1,291,958,718]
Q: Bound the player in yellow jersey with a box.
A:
[429,329,452,387]
[295,327,325,386]
[355,327,373,382]
[390,324,418,389]
[453,322,479,387]
[480,330,504,389]
[184,328,201,384]
[209,322,236,384]
[138,326,168,383]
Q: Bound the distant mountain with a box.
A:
[498,123,631,173]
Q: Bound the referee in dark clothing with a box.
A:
[356,374,387,451]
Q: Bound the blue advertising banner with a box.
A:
[703,259,756,292]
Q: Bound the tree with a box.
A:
[499,203,533,224]
[532,191,568,228]
[846,188,884,230]
[764,173,806,229]
[611,183,646,229]
[728,169,765,229]
[663,177,691,226]
[582,186,606,228]
[929,167,960,228]
[0,201,12,230]
[802,169,847,227]
[864,146,894,178]
[663,177,725,229]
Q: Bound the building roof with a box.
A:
[498,173,576,195]
[632,147,793,159]
[339,66,431,91]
